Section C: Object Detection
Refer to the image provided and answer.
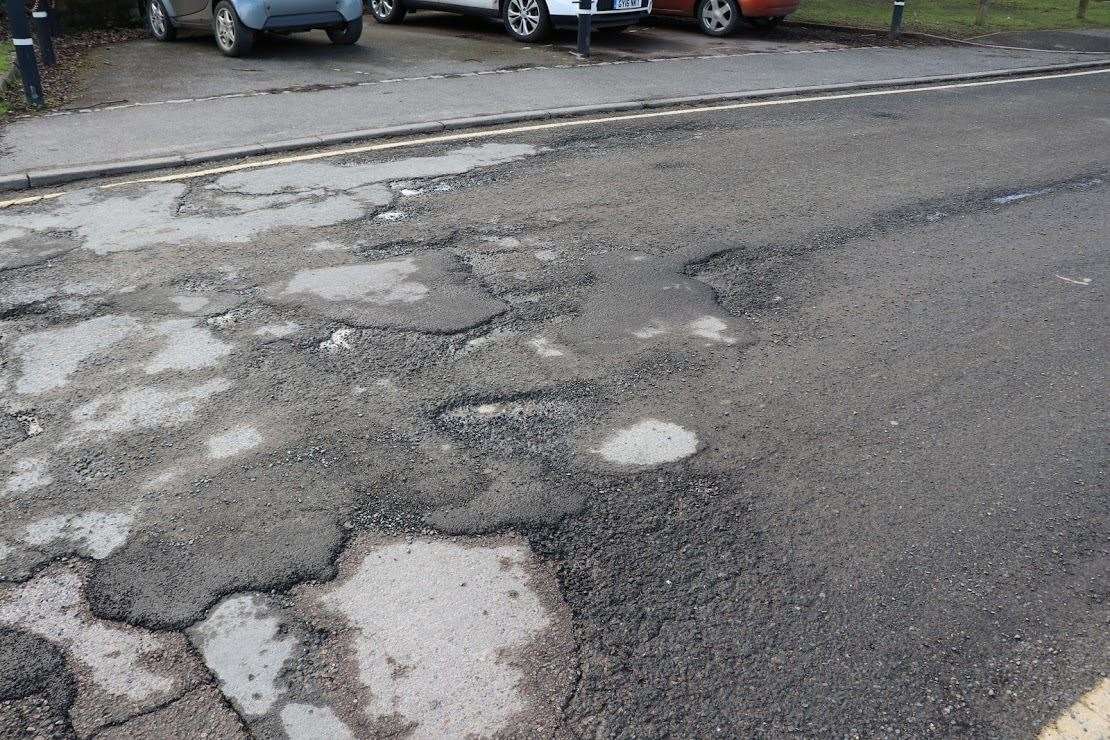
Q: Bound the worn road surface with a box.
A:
[0,70,1107,738]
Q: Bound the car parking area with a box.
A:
[67,16,867,109]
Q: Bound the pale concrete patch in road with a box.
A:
[593,419,699,466]
[688,315,739,344]
[530,336,565,357]
[212,143,537,196]
[283,260,428,304]
[632,324,668,339]
[634,315,739,344]
[0,183,381,255]
[11,315,140,394]
[307,537,553,738]
[207,426,263,459]
[0,145,540,255]
[170,294,210,313]
[22,511,133,559]
[254,321,302,338]
[281,703,355,740]
[1039,678,1110,740]
[4,456,52,494]
[266,252,507,333]
[145,319,233,374]
[68,377,232,440]
[187,593,297,717]
[321,327,356,353]
[0,562,203,735]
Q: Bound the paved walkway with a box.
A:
[0,21,1104,182]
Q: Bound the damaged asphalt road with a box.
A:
[0,72,1107,738]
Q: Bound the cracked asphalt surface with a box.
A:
[0,71,1107,738]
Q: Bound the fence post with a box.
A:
[6,0,46,107]
[889,0,905,38]
[577,0,592,58]
[33,0,57,66]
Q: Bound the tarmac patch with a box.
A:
[11,315,140,395]
[21,511,133,559]
[206,426,263,459]
[68,378,232,440]
[593,419,699,466]
[282,260,428,304]
[187,593,297,717]
[145,319,233,374]
[265,252,507,333]
[0,562,204,735]
[301,536,556,738]
[4,456,52,495]
[281,703,355,739]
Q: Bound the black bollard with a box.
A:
[577,0,592,57]
[6,0,45,107]
[889,0,905,38]
[33,0,57,67]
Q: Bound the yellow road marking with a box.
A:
[1039,678,1110,740]
[2,66,1107,210]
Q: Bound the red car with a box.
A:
[653,0,798,35]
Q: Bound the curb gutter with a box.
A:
[2,58,1108,193]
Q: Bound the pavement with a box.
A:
[0,65,1107,738]
[0,18,1106,187]
[971,27,1110,53]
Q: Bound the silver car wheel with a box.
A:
[506,0,541,37]
[372,0,395,17]
[149,1,167,36]
[215,7,236,50]
[701,0,732,32]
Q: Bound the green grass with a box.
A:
[793,0,1110,36]
[0,41,11,116]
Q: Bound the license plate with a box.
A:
[613,0,640,9]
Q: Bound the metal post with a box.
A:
[577,0,592,58]
[6,0,45,107]
[50,0,63,37]
[889,0,905,38]
[33,0,57,67]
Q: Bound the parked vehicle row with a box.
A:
[147,0,799,55]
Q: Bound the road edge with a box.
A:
[2,58,1107,193]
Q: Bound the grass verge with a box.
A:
[0,42,12,116]
[793,0,1110,37]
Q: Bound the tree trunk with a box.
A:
[974,0,990,26]
[1077,0,1089,19]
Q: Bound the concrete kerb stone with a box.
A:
[2,58,1107,194]
[0,171,30,190]
[179,144,269,167]
[313,121,447,147]
[25,155,187,189]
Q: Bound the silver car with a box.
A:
[147,0,365,56]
